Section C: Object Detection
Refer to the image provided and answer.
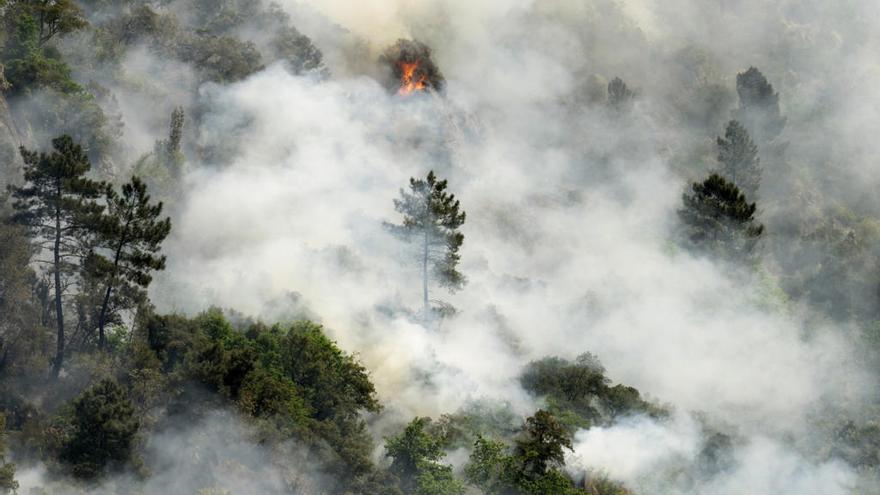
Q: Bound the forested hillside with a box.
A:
[1,0,879,494]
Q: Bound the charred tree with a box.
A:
[379,39,445,96]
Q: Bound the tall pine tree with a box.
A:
[93,176,171,349]
[733,67,786,145]
[386,171,466,320]
[717,120,761,200]
[679,174,764,262]
[9,135,104,377]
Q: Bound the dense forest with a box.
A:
[0,0,879,493]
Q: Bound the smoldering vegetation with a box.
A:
[1,0,880,494]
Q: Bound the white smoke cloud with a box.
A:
[126,0,880,492]
[14,409,326,494]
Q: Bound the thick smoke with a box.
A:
[16,0,877,492]
[15,409,328,494]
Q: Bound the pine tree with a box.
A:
[514,410,572,479]
[9,135,105,377]
[61,379,139,479]
[717,120,761,199]
[607,77,634,110]
[93,176,171,349]
[678,174,764,262]
[157,106,185,176]
[733,67,786,145]
[386,171,466,320]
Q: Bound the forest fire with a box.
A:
[398,61,428,96]
[380,39,444,97]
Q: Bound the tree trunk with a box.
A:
[97,284,113,350]
[97,211,131,350]
[422,230,429,321]
[97,245,123,350]
[51,185,64,378]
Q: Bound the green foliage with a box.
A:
[717,120,761,200]
[463,411,585,495]
[428,403,522,450]
[0,195,50,378]
[514,410,572,478]
[0,415,18,493]
[177,34,263,83]
[92,176,171,348]
[386,170,467,318]
[0,1,86,95]
[830,419,880,474]
[521,354,663,427]
[60,379,139,479]
[280,321,380,421]
[272,25,327,75]
[678,173,764,263]
[464,436,509,493]
[133,107,187,207]
[385,417,464,495]
[145,311,381,488]
[733,67,786,145]
[9,135,106,377]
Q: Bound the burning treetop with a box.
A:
[380,39,445,96]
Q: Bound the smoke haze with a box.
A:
[5,0,880,493]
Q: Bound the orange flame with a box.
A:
[398,61,427,96]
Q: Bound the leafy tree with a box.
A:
[464,411,581,495]
[464,436,509,494]
[514,410,572,479]
[386,171,466,319]
[607,77,634,110]
[9,135,105,377]
[60,379,139,479]
[0,415,17,494]
[521,354,661,428]
[281,321,380,421]
[385,417,464,495]
[93,176,171,349]
[0,0,87,95]
[176,313,380,488]
[3,0,88,46]
[733,67,786,145]
[678,173,764,262]
[717,120,761,199]
[272,24,327,76]
[177,34,264,83]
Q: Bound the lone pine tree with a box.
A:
[607,76,634,110]
[9,135,105,377]
[679,174,764,262]
[386,171,465,320]
[733,67,786,145]
[717,120,761,200]
[93,176,171,349]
